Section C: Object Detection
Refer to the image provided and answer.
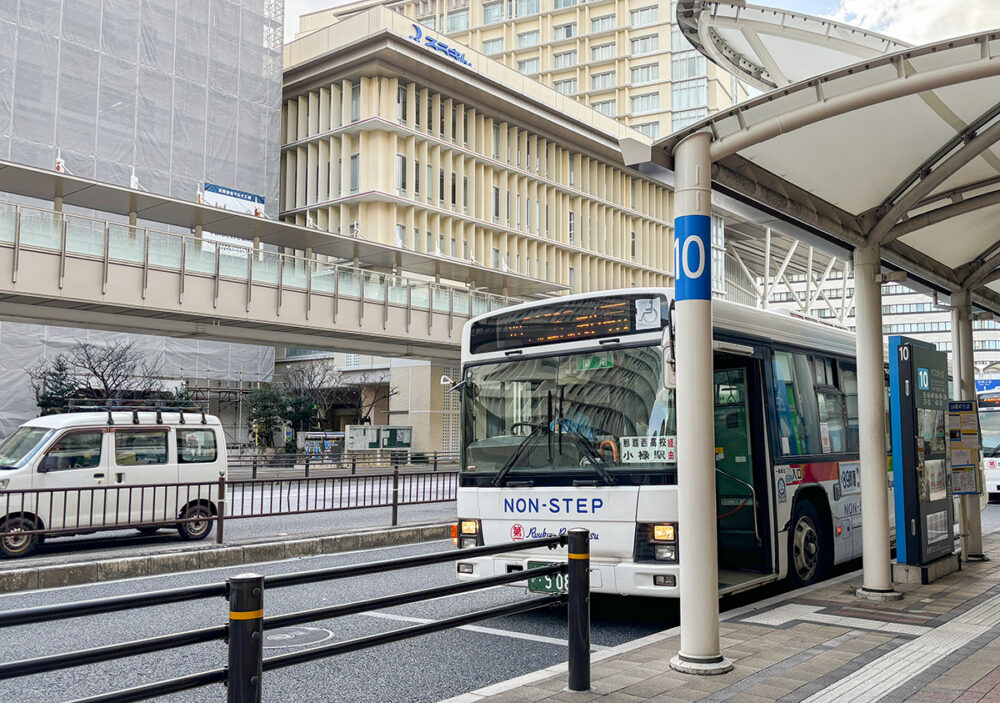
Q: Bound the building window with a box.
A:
[631,63,659,85]
[420,15,436,30]
[568,211,575,243]
[630,180,636,208]
[451,172,457,206]
[568,157,575,186]
[427,231,433,252]
[631,34,659,56]
[592,15,614,32]
[483,37,504,54]
[517,57,539,74]
[553,50,577,68]
[517,30,539,47]
[493,123,501,158]
[463,241,469,259]
[414,159,421,194]
[438,234,445,254]
[493,186,501,222]
[630,89,659,114]
[396,154,406,194]
[591,71,615,90]
[553,22,576,40]
[672,107,708,130]
[554,78,577,95]
[554,0,576,7]
[634,121,659,138]
[483,1,503,23]
[591,43,614,61]
[447,9,469,31]
[672,78,707,110]
[397,85,408,123]
[396,224,407,248]
[592,99,615,116]
[630,5,658,27]
[350,83,361,122]
[492,247,500,268]
[515,0,539,17]
[349,154,359,193]
[630,231,637,259]
[439,168,445,203]
[672,51,706,81]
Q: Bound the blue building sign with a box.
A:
[407,24,473,67]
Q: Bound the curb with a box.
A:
[0,523,452,594]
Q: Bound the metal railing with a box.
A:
[227,451,460,478]
[0,532,592,702]
[0,467,458,550]
[0,202,519,318]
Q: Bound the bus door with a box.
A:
[713,354,772,576]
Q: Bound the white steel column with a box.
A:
[669,131,732,675]
[951,289,987,561]
[854,242,901,600]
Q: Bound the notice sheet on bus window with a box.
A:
[621,435,675,463]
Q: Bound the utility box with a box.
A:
[889,336,960,582]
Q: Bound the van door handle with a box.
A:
[93,473,105,479]
[115,473,125,483]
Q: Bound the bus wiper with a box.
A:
[490,422,548,487]
[559,422,617,486]
[988,444,1000,458]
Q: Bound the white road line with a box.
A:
[802,594,1000,703]
[744,603,931,636]
[361,610,609,650]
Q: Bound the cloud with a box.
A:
[830,0,1000,44]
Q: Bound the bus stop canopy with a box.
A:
[626,23,1000,313]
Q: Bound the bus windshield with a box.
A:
[462,345,674,476]
[981,409,1000,457]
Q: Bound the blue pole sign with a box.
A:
[674,214,711,301]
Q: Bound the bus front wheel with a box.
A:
[788,500,831,587]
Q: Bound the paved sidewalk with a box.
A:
[458,532,1000,703]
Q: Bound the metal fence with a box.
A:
[0,468,458,552]
[0,532,592,702]
[227,451,460,479]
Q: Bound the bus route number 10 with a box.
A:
[527,562,569,594]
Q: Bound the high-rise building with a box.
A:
[296,0,747,139]
[0,0,285,437]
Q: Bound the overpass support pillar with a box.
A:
[669,131,732,676]
[854,242,901,601]
[950,289,987,561]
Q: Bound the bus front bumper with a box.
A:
[454,554,681,597]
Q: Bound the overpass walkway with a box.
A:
[0,202,517,360]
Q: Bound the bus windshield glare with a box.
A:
[462,345,674,475]
[981,408,1000,457]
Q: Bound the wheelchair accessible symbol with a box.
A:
[777,477,787,503]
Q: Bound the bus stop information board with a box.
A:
[889,336,955,566]
[948,401,982,495]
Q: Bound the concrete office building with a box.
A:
[281,6,682,451]
[0,0,284,438]
[296,0,746,139]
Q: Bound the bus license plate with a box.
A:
[527,562,568,594]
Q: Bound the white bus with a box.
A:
[978,391,1000,502]
[454,289,892,597]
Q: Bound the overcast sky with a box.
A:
[283,0,1000,45]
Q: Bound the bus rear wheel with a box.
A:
[788,500,831,587]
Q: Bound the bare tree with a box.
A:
[67,340,163,399]
[353,373,399,425]
[276,360,398,426]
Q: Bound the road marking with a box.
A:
[802,594,1000,703]
[361,611,609,650]
[743,603,931,636]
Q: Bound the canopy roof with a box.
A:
[635,15,1000,313]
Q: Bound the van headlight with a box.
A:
[0,478,8,491]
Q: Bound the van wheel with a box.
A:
[177,505,213,541]
[1,516,40,558]
[788,500,831,587]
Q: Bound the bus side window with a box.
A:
[840,362,860,453]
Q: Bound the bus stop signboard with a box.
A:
[889,336,955,567]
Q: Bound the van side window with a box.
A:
[45,430,103,470]
[177,429,217,463]
[115,430,168,466]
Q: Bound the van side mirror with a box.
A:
[38,455,57,473]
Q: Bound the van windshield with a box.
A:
[0,427,53,469]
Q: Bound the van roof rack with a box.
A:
[64,399,207,426]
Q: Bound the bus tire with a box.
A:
[788,500,831,587]
[177,504,213,541]
[1,515,41,558]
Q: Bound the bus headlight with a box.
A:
[457,519,482,548]
[460,520,479,535]
[652,524,676,542]
[654,544,677,562]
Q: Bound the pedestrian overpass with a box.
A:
[0,162,551,363]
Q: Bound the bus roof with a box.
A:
[462,288,858,363]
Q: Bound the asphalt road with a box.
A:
[0,541,680,703]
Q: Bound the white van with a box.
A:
[0,409,227,557]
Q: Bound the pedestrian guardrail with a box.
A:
[0,467,458,553]
[0,532,592,701]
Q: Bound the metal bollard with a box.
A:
[391,464,400,526]
[251,456,258,480]
[227,573,264,703]
[566,528,591,692]
[216,472,226,545]
[351,455,357,475]
[304,454,310,479]
[433,452,438,472]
